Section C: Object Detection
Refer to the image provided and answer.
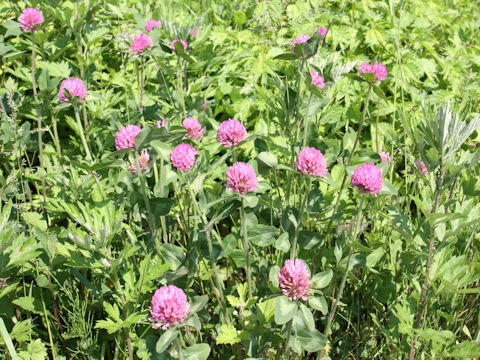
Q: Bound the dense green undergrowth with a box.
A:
[1,0,480,359]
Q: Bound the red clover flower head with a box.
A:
[149,285,190,330]
[358,61,388,82]
[291,35,311,52]
[115,125,142,150]
[217,119,247,147]
[295,147,328,177]
[278,259,312,301]
[171,143,197,172]
[226,162,258,195]
[310,71,325,89]
[350,163,383,195]
[145,19,161,32]
[171,39,188,52]
[19,8,43,32]
[128,150,150,173]
[316,27,327,37]
[182,117,204,139]
[379,151,391,165]
[156,119,167,129]
[59,77,87,103]
[129,33,153,54]
[415,160,428,175]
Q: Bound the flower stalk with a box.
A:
[73,104,92,161]
[240,198,253,299]
[319,196,365,359]
[31,33,48,206]
[290,176,312,259]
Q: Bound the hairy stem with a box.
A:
[73,104,92,161]
[31,33,48,207]
[284,319,294,360]
[139,56,145,126]
[175,337,184,360]
[319,196,365,358]
[409,189,442,359]
[290,176,312,259]
[240,198,253,299]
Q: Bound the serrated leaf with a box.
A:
[216,324,241,345]
[94,319,122,334]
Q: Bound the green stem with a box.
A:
[240,198,253,299]
[302,93,313,148]
[290,176,312,259]
[186,178,228,319]
[286,59,305,207]
[175,337,184,360]
[135,156,158,248]
[409,188,442,360]
[0,318,19,360]
[139,56,145,126]
[284,319,294,360]
[325,85,372,241]
[73,104,92,161]
[319,196,365,359]
[177,58,186,121]
[31,33,48,207]
[51,114,62,161]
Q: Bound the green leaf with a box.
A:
[275,52,300,61]
[282,206,299,235]
[156,327,178,353]
[342,127,356,153]
[151,197,174,216]
[257,151,278,168]
[274,296,298,325]
[343,73,367,83]
[18,339,47,360]
[248,224,279,247]
[2,20,22,37]
[441,341,480,358]
[293,326,327,352]
[275,233,290,253]
[184,344,211,360]
[22,212,47,232]
[299,304,315,331]
[173,40,185,55]
[216,324,241,345]
[234,11,247,26]
[311,270,333,289]
[188,295,208,315]
[308,296,328,314]
[372,83,388,103]
[159,244,185,271]
[413,328,455,345]
[94,319,122,334]
[12,297,43,315]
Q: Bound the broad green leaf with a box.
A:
[257,151,278,168]
[184,344,211,360]
[156,327,178,353]
[311,270,333,289]
[274,295,298,325]
[309,296,328,314]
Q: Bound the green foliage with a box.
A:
[0,0,479,359]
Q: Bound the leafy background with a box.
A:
[0,0,480,359]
